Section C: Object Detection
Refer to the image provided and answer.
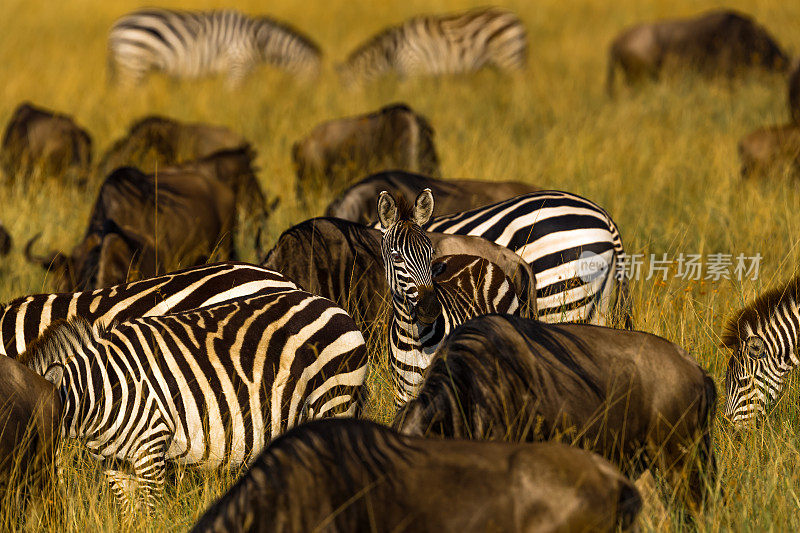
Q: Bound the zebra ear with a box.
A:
[44,363,65,389]
[414,189,434,226]
[377,191,397,229]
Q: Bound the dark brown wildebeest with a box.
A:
[325,170,539,224]
[26,158,240,291]
[292,103,440,205]
[738,123,800,179]
[0,355,62,501]
[607,9,788,95]
[789,59,800,124]
[394,314,717,512]
[190,418,642,533]
[261,217,535,331]
[95,115,247,179]
[0,221,10,256]
[1,102,92,184]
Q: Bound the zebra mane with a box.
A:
[342,25,400,68]
[722,276,800,347]
[253,17,321,56]
[393,193,415,222]
[18,316,103,374]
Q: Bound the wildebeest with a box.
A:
[325,170,539,224]
[0,222,10,256]
[790,59,800,124]
[190,418,642,533]
[96,115,247,179]
[0,356,62,500]
[293,103,440,205]
[394,314,717,511]
[738,123,800,179]
[1,102,92,184]
[261,217,535,330]
[26,156,244,291]
[607,9,788,94]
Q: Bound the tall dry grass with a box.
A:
[2,0,800,530]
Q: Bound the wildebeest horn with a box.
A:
[24,233,66,269]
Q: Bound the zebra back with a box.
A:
[1,262,297,359]
[421,190,630,326]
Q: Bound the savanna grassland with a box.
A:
[2,0,800,530]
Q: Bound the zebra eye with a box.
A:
[391,250,402,263]
[745,336,766,359]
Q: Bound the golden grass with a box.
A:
[3,0,800,530]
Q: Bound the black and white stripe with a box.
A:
[420,190,630,327]
[24,287,368,510]
[108,9,321,85]
[722,277,800,425]
[339,7,527,84]
[0,262,298,359]
[379,190,524,405]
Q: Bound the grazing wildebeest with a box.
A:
[722,275,800,426]
[738,123,800,179]
[607,9,788,95]
[0,356,62,499]
[190,419,642,533]
[26,162,238,291]
[292,103,440,205]
[261,217,535,331]
[325,170,539,224]
[0,221,10,256]
[394,314,717,511]
[789,59,800,124]
[96,115,247,179]
[1,102,92,184]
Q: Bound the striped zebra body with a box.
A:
[0,262,298,359]
[379,190,524,405]
[25,288,368,509]
[108,9,321,85]
[340,7,527,84]
[421,191,629,326]
[722,276,800,425]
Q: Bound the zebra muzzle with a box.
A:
[415,289,441,326]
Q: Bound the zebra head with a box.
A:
[378,189,440,326]
[722,282,800,427]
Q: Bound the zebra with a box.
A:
[378,189,528,405]
[339,7,527,84]
[0,262,299,359]
[23,287,368,510]
[373,190,630,327]
[108,9,321,86]
[722,275,800,426]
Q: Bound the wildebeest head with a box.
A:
[378,189,440,326]
[721,277,800,427]
[24,232,104,292]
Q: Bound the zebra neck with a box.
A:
[61,355,107,442]
[758,299,800,372]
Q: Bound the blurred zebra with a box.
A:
[722,276,800,425]
[0,262,298,359]
[378,189,528,405]
[339,7,527,84]
[23,288,368,510]
[108,9,321,86]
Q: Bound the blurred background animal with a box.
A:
[190,419,642,533]
[325,170,538,224]
[738,124,800,179]
[0,222,10,256]
[790,59,800,123]
[339,7,527,85]
[25,162,238,291]
[96,115,248,179]
[108,8,321,86]
[293,103,440,205]
[1,102,92,185]
[607,9,788,94]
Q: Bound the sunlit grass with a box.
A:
[2,0,800,530]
